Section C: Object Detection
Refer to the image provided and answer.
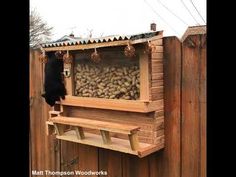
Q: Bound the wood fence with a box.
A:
[30,33,206,177]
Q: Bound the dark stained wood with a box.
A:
[122,154,149,177]
[60,141,80,177]
[99,149,122,177]
[181,34,206,177]
[155,37,182,177]
[77,144,98,176]
[199,34,206,177]
[148,151,162,177]
[48,136,61,176]
[30,49,37,174]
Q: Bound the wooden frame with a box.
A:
[63,62,73,95]
[60,42,161,111]
[58,96,163,113]
[47,32,164,104]
[55,130,164,158]
[139,51,150,101]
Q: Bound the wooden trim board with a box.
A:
[50,116,140,135]
[139,51,150,101]
[56,130,164,158]
[59,96,163,112]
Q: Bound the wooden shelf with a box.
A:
[58,96,163,113]
[56,130,164,158]
[48,115,164,157]
[50,116,140,135]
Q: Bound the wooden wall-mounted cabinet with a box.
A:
[43,31,164,157]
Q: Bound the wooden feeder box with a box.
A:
[42,31,164,158]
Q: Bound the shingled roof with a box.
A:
[41,31,162,48]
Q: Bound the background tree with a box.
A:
[30,9,53,48]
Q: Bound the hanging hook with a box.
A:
[63,50,73,64]
[124,42,135,58]
[91,48,101,63]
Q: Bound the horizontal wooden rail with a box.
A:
[57,96,163,113]
[50,116,140,135]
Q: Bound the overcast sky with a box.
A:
[30,0,206,40]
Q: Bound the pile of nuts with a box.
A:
[74,63,140,100]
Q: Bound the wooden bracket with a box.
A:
[128,132,140,151]
[74,127,85,140]
[54,123,65,136]
[100,130,112,144]
[46,121,55,135]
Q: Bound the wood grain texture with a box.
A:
[60,141,80,177]
[100,130,112,144]
[74,127,85,140]
[60,96,162,112]
[150,36,164,101]
[56,131,163,157]
[30,50,44,172]
[152,64,163,73]
[99,149,123,177]
[155,37,182,177]
[199,34,206,177]
[64,63,73,95]
[148,151,162,177]
[139,51,150,101]
[65,106,164,144]
[122,154,149,177]
[50,116,140,134]
[128,133,140,150]
[77,144,98,177]
[151,38,163,46]
[30,50,61,176]
[151,52,163,59]
[181,34,206,177]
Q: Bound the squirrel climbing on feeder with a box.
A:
[42,52,66,106]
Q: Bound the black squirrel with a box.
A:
[42,52,66,106]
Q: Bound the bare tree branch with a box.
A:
[30,9,53,48]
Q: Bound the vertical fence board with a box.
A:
[98,149,122,177]
[30,49,37,175]
[182,35,199,177]
[122,155,149,177]
[30,50,61,176]
[155,37,182,177]
[148,151,162,177]
[30,49,44,172]
[199,34,206,177]
[77,144,98,177]
[60,141,80,177]
[181,34,206,177]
